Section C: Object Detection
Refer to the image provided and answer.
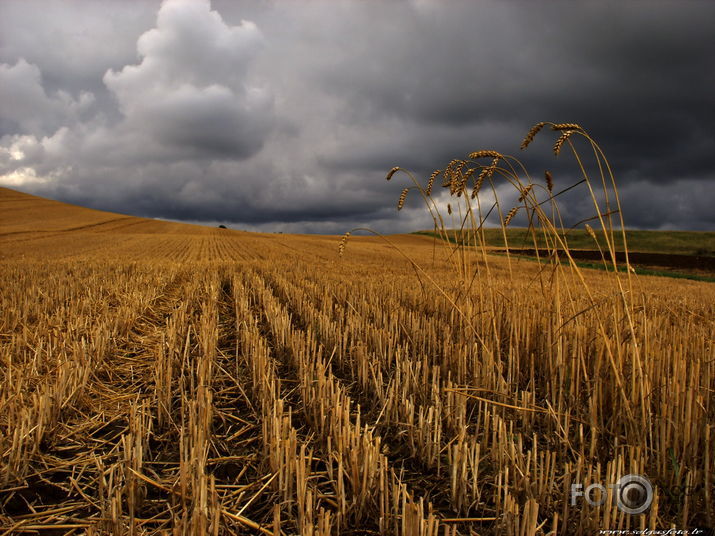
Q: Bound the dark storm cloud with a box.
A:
[313,2,715,178]
[0,0,713,232]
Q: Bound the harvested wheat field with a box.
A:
[1,182,714,535]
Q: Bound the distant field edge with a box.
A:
[413,228,715,257]
[414,229,715,283]
[494,253,715,284]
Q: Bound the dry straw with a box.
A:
[372,122,701,534]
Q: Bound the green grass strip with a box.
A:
[414,228,715,257]
[494,254,715,283]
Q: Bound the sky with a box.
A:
[1,0,714,234]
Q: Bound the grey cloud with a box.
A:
[0,0,713,233]
[616,179,715,231]
[309,2,715,186]
[104,0,272,159]
[0,59,94,136]
[124,84,271,158]
[0,1,158,95]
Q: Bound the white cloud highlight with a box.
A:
[104,0,271,158]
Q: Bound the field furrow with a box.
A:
[1,264,191,530]
[247,268,444,534]
[257,265,491,522]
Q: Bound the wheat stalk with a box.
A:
[397,188,410,210]
[504,206,519,226]
[545,170,554,192]
[518,185,534,203]
[385,167,400,181]
[520,122,546,149]
[426,170,441,197]
[551,123,583,131]
[553,130,576,156]
[338,232,350,257]
[469,150,502,159]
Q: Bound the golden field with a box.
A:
[0,185,713,535]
